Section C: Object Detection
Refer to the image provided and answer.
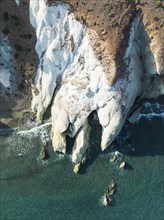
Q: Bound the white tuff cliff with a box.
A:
[29,1,163,164]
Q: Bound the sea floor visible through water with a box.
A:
[0,102,164,220]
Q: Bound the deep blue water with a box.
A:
[0,102,164,220]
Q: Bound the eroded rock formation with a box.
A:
[0,0,164,164]
[29,0,164,163]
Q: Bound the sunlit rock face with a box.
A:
[29,0,163,164]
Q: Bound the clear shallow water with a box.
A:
[0,103,164,220]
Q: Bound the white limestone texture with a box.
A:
[29,1,163,163]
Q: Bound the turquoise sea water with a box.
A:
[0,102,164,220]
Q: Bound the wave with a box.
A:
[136,102,164,121]
[17,122,52,135]
[17,122,52,144]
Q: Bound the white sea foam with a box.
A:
[6,135,35,156]
[2,122,52,157]
[36,156,49,165]
[17,122,52,135]
[137,102,164,121]
[138,112,164,120]
[17,122,52,146]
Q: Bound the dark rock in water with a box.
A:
[102,178,117,206]
[103,193,113,206]
[109,178,117,191]
[107,187,115,196]
[39,147,46,161]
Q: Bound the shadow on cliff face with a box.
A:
[113,18,164,99]
[81,116,103,174]
[140,21,164,98]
